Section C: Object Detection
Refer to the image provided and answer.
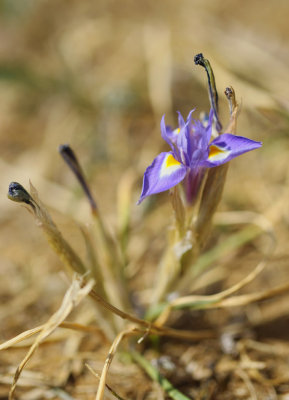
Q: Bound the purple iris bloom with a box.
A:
[138,109,262,204]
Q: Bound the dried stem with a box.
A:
[59,144,98,215]
[194,53,222,132]
[95,328,139,400]
[86,364,126,400]
[88,288,213,340]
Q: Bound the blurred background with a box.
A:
[0,0,288,398]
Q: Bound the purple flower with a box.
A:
[138,109,262,204]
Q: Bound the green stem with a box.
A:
[131,351,191,400]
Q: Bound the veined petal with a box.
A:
[186,110,213,165]
[203,134,262,167]
[160,115,171,146]
[186,108,195,125]
[177,111,185,128]
[176,125,190,165]
[160,115,180,149]
[137,152,187,203]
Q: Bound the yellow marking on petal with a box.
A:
[208,144,231,161]
[165,154,181,168]
[174,128,181,135]
[209,145,225,158]
[160,154,182,177]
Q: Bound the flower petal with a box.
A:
[184,110,213,167]
[186,109,196,125]
[137,152,187,204]
[177,111,186,129]
[176,123,190,165]
[160,115,171,146]
[161,115,181,149]
[204,134,262,167]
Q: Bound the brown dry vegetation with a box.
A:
[0,1,289,399]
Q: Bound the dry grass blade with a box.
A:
[168,279,289,312]
[95,328,139,400]
[0,322,107,351]
[150,278,289,329]
[176,224,263,294]
[9,277,95,400]
[0,325,45,351]
[86,364,126,400]
[88,287,214,341]
[155,259,267,326]
[215,280,289,308]
[29,182,87,276]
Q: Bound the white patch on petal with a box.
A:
[160,154,182,178]
[208,145,231,162]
